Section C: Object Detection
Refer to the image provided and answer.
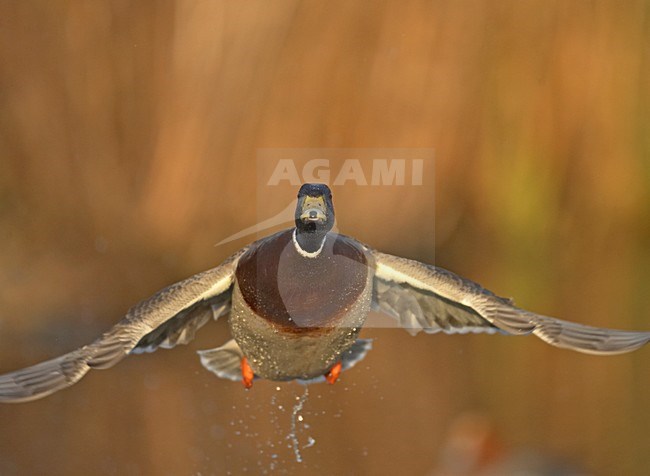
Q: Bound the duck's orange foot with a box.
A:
[325,361,342,385]
[241,357,254,389]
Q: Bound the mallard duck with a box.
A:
[1,183,649,402]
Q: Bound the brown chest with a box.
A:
[235,230,370,331]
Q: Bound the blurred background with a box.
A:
[1,0,650,474]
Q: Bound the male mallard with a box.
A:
[1,183,649,402]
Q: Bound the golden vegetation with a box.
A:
[0,1,649,474]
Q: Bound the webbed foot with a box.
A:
[325,361,342,385]
[241,357,254,389]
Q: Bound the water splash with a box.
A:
[287,386,312,463]
[226,383,318,471]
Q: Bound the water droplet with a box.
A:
[303,436,316,449]
[288,386,310,463]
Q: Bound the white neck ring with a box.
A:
[292,229,326,258]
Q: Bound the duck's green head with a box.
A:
[295,183,335,234]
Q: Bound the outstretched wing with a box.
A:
[0,248,247,403]
[371,250,650,354]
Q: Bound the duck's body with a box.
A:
[230,229,372,381]
[2,183,650,402]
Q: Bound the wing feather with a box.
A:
[0,248,246,402]
[372,250,650,354]
[372,252,501,336]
